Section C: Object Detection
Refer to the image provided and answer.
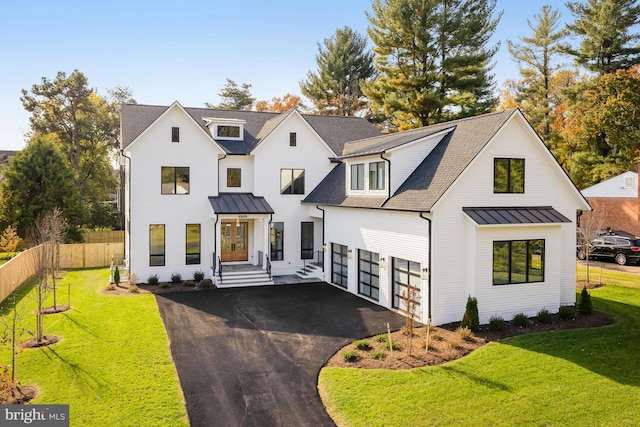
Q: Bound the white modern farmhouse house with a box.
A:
[120,103,590,325]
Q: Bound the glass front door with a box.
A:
[221,221,249,262]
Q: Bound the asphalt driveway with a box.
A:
[156,282,406,427]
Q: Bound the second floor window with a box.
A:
[369,161,385,190]
[227,168,241,188]
[217,125,240,138]
[494,158,525,193]
[290,132,297,147]
[281,169,305,194]
[351,164,364,190]
[162,167,190,194]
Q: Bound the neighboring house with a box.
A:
[121,105,589,325]
[580,166,640,237]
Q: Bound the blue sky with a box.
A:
[0,0,571,150]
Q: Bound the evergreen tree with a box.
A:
[300,26,375,116]
[461,295,480,332]
[207,79,255,110]
[564,0,640,75]
[363,0,502,129]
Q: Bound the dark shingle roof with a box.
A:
[463,207,571,225]
[208,193,274,214]
[303,109,517,212]
[120,103,381,155]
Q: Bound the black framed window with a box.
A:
[280,169,305,194]
[227,168,241,188]
[171,127,180,142]
[186,224,201,265]
[392,258,421,311]
[358,250,379,301]
[332,243,348,288]
[149,224,165,266]
[369,161,385,190]
[494,158,525,193]
[351,164,364,190]
[290,132,297,147]
[270,222,284,261]
[493,239,545,285]
[217,125,240,138]
[161,166,190,194]
[301,222,314,260]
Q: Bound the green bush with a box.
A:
[193,270,205,282]
[354,340,371,350]
[512,312,529,328]
[578,287,593,315]
[342,350,359,362]
[199,279,213,288]
[559,305,576,320]
[370,350,386,360]
[170,273,182,284]
[113,265,121,285]
[488,315,506,331]
[183,280,195,287]
[147,274,159,286]
[375,334,387,343]
[384,340,401,351]
[537,308,554,324]
[461,296,480,332]
[158,282,170,288]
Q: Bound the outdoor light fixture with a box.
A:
[322,243,327,251]
[422,267,429,279]
[347,249,353,259]
[380,257,387,269]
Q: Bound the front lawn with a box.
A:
[320,283,640,426]
[0,268,188,427]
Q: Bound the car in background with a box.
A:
[577,234,640,265]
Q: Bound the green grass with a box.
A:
[0,268,188,427]
[577,265,640,288]
[0,251,17,266]
[320,279,640,426]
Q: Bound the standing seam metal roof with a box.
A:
[462,207,571,225]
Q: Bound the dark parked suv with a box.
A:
[577,235,640,265]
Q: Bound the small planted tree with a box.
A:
[461,296,480,332]
[577,207,605,284]
[1,293,33,382]
[113,265,121,286]
[402,284,421,356]
[578,286,593,315]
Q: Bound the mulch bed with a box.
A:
[0,384,37,404]
[40,305,71,315]
[101,282,218,296]
[21,335,61,349]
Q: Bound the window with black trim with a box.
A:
[290,132,297,147]
[351,164,364,190]
[280,169,305,194]
[149,224,165,266]
[494,158,525,193]
[171,127,180,142]
[186,224,201,265]
[493,239,545,285]
[392,258,421,311]
[270,222,284,261]
[161,167,190,194]
[332,243,348,288]
[358,250,379,300]
[227,168,241,188]
[301,222,314,260]
[217,125,240,138]
[369,161,385,190]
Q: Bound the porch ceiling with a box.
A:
[209,193,274,214]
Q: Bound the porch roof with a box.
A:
[463,206,571,225]
[208,193,275,214]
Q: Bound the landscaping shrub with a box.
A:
[113,265,120,285]
[559,305,576,320]
[456,326,475,342]
[461,295,480,332]
[578,286,593,315]
[342,350,359,362]
[370,350,386,360]
[375,334,387,343]
[488,315,506,331]
[199,279,213,288]
[512,312,529,328]
[537,308,554,324]
[128,284,140,293]
[183,280,195,287]
[193,270,205,283]
[170,273,182,284]
[354,340,371,350]
[430,329,444,341]
[147,274,159,286]
[384,340,401,351]
[158,282,170,288]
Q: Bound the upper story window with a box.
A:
[369,161,385,190]
[161,166,190,194]
[281,169,305,194]
[351,164,364,190]
[217,125,240,138]
[290,132,297,147]
[494,158,524,194]
[171,127,180,142]
[227,168,241,188]
[624,176,636,189]
[204,117,245,141]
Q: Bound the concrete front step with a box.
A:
[217,271,274,287]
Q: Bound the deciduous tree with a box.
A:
[255,94,306,112]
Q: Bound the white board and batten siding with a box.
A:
[429,115,585,325]
[124,104,223,282]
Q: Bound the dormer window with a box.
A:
[218,125,240,138]
[203,117,245,141]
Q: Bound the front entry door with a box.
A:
[221,221,249,262]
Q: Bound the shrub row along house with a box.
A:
[120,104,590,325]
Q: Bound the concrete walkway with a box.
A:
[156,282,406,427]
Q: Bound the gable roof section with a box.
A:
[581,171,638,198]
[340,126,454,158]
[463,207,571,225]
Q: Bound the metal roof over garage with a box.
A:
[463,207,571,225]
[208,193,274,214]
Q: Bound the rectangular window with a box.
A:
[149,224,165,266]
[369,161,385,190]
[493,239,545,285]
[332,243,349,288]
[301,222,314,260]
[227,168,241,188]
[350,164,364,190]
[217,125,240,138]
[186,224,201,265]
[280,169,305,194]
[392,258,421,312]
[494,158,525,193]
[270,222,284,261]
[358,250,379,301]
[171,127,180,142]
[290,132,297,147]
[161,167,190,195]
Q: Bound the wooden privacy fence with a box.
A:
[82,230,125,244]
[0,242,124,303]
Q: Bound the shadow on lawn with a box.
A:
[500,295,640,387]
[40,346,103,390]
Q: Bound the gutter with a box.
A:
[217,153,227,194]
[380,152,392,205]
[120,150,132,271]
[316,205,325,272]
[419,212,432,323]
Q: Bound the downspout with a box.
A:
[120,150,132,271]
[380,152,392,204]
[214,214,219,273]
[420,213,432,323]
[217,153,227,194]
[316,205,325,272]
